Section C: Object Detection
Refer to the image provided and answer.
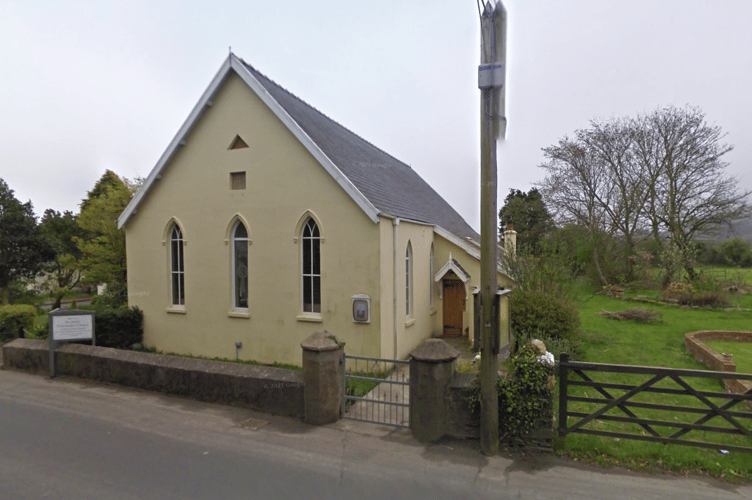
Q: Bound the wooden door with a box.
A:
[443,280,464,337]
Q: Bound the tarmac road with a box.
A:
[0,367,750,500]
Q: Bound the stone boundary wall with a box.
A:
[444,373,554,450]
[685,330,752,396]
[446,372,479,439]
[1,339,303,418]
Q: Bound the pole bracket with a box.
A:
[478,63,505,89]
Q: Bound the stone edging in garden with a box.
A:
[684,330,752,398]
[617,294,751,312]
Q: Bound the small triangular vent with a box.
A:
[229,135,249,150]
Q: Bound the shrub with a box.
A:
[80,306,143,349]
[690,290,731,308]
[467,344,554,445]
[718,238,752,268]
[511,289,580,342]
[514,331,581,360]
[661,281,695,303]
[91,282,128,309]
[596,308,663,323]
[26,314,50,339]
[4,281,40,306]
[0,304,37,338]
[661,281,730,308]
[502,236,582,304]
[498,344,553,442]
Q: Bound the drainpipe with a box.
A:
[393,218,400,359]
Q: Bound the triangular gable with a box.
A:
[118,53,379,229]
[435,253,471,283]
[117,52,482,262]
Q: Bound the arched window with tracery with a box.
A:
[301,218,321,313]
[170,225,185,306]
[232,221,249,309]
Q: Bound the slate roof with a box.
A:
[119,54,480,246]
[240,60,480,243]
[451,258,470,280]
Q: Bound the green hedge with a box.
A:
[511,289,580,342]
[467,343,554,447]
[79,306,143,349]
[497,344,554,444]
[0,304,37,338]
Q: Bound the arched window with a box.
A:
[302,218,321,313]
[406,241,413,318]
[232,221,249,309]
[170,225,185,306]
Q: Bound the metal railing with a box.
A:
[342,354,410,428]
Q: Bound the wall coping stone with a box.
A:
[410,339,459,362]
[301,330,344,352]
[2,338,304,418]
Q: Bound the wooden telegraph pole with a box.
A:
[477,0,507,456]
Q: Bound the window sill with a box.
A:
[166,306,186,314]
[297,314,322,323]
[228,310,250,319]
[405,318,416,328]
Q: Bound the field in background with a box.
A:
[558,287,752,480]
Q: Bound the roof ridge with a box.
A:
[239,59,413,172]
[119,54,480,245]
[237,57,479,243]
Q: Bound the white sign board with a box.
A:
[51,314,94,341]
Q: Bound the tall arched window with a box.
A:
[406,241,413,318]
[302,218,321,313]
[232,221,249,309]
[170,225,185,306]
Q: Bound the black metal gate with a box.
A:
[342,354,410,428]
[558,353,752,452]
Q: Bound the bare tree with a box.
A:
[633,106,750,282]
[580,118,654,281]
[539,137,611,285]
[539,105,750,286]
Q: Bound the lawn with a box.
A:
[704,340,752,374]
[558,289,752,480]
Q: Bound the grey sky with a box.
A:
[2,0,750,231]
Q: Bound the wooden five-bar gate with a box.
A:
[558,353,752,453]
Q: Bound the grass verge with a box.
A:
[557,290,752,482]
[704,340,752,374]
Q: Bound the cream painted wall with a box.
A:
[379,219,395,359]
[396,221,435,359]
[377,217,436,360]
[432,233,515,343]
[125,72,383,365]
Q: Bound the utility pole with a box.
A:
[477,0,507,456]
